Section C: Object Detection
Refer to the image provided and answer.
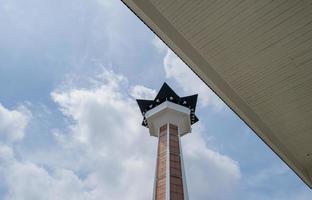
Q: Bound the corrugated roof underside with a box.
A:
[123,0,312,187]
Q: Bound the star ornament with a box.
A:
[136,82,199,127]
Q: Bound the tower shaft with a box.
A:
[136,83,198,200]
[154,123,188,200]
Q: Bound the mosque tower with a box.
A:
[137,83,198,200]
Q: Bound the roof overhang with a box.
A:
[123,0,312,188]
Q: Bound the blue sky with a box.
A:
[0,0,311,199]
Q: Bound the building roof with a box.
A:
[136,82,198,127]
[123,0,312,188]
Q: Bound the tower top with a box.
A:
[136,82,198,136]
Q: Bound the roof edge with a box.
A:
[122,0,312,189]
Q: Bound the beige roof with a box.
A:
[122,0,312,188]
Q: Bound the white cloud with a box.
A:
[50,69,157,200]
[152,36,225,110]
[0,144,14,160]
[0,145,91,200]
[151,38,241,198]
[182,125,241,199]
[130,85,156,99]
[0,103,31,143]
[50,68,240,199]
[164,49,224,110]
[151,36,168,53]
[0,68,240,199]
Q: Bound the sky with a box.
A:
[0,0,311,199]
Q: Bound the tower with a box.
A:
[137,83,198,200]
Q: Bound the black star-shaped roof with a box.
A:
[136,82,198,127]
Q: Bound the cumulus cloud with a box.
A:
[152,37,224,110]
[50,68,239,199]
[130,85,156,99]
[0,103,31,143]
[182,125,241,199]
[151,36,168,53]
[50,69,157,200]
[0,145,91,200]
[0,68,239,199]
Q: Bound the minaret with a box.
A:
[137,83,198,200]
